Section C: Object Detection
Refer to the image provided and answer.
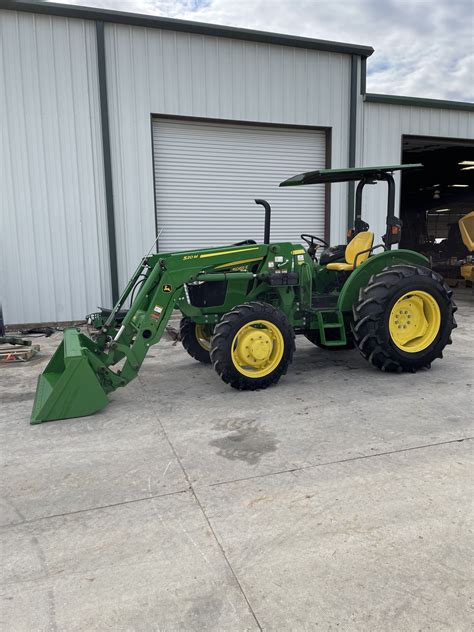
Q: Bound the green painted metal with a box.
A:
[337,249,429,313]
[316,310,347,346]
[31,242,298,423]
[31,156,436,424]
[31,329,109,423]
[30,238,432,423]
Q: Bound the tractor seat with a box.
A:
[326,231,374,271]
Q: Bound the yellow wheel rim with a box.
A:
[389,290,441,353]
[231,320,284,378]
[195,324,211,351]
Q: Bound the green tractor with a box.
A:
[31,164,457,424]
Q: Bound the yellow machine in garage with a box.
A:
[459,211,474,283]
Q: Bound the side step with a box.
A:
[314,309,347,347]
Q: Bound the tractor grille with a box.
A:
[187,281,227,308]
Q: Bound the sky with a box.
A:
[48,0,474,102]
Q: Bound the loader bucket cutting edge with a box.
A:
[31,328,109,424]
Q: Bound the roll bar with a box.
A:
[354,172,400,249]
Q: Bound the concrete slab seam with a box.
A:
[208,436,474,488]
[1,488,190,529]
[136,375,264,631]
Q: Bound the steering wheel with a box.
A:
[300,234,329,259]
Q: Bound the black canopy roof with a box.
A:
[279,164,423,186]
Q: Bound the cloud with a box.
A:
[47,0,474,102]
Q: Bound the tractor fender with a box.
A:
[337,249,429,313]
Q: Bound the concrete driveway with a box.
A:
[1,291,472,631]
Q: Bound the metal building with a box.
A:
[1,1,473,324]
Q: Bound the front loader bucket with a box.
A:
[31,328,109,424]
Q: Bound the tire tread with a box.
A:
[352,264,456,373]
[210,302,295,390]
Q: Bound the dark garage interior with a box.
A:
[399,136,473,283]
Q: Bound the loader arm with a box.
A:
[31,244,270,423]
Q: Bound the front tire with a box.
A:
[352,265,456,372]
[210,302,295,390]
[180,318,212,364]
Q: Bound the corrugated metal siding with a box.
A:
[0,10,110,323]
[361,101,474,240]
[105,24,351,284]
[152,119,326,250]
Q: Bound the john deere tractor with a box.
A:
[31,164,457,423]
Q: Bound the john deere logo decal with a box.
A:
[162,284,172,293]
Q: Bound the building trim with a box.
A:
[149,115,160,253]
[149,112,332,132]
[149,113,332,244]
[347,54,358,229]
[365,92,474,112]
[402,133,474,147]
[3,1,374,57]
[96,20,119,303]
[324,128,332,244]
[360,57,367,95]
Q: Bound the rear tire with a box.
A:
[352,265,456,372]
[210,302,295,390]
[180,318,212,364]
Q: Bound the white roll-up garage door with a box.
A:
[152,118,326,251]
